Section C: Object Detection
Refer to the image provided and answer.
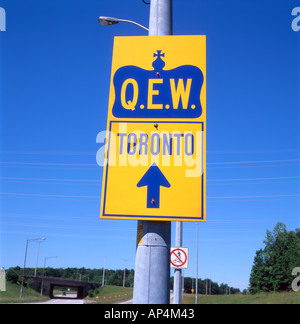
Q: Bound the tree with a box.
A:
[6,268,20,284]
[249,223,300,293]
[249,249,266,293]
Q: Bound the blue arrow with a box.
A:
[137,163,171,208]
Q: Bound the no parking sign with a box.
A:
[170,247,189,269]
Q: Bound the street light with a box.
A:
[34,239,46,277]
[20,237,46,298]
[98,16,149,32]
[41,256,58,296]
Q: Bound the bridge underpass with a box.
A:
[24,275,101,299]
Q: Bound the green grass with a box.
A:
[0,281,50,303]
[0,282,133,304]
[86,285,133,304]
[182,291,300,304]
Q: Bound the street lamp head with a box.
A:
[98,16,149,32]
[28,237,46,243]
[46,256,58,260]
[99,16,119,26]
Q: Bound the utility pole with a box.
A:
[20,240,29,298]
[34,240,44,277]
[20,237,45,298]
[133,0,173,304]
[122,259,127,288]
[102,257,106,287]
[195,223,199,304]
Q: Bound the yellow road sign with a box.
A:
[100,36,206,222]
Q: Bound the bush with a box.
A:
[6,269,20,284]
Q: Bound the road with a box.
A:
[31,294,84,304]
[119,293,173,304]
[35,298,84,304]
[29,293,173,304]
[119,298,133,304]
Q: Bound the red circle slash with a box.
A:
[170,248,187,268]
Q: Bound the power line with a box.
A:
[3,212,292,224]
[0,161,96,166]
[207,159,300,165]
[206,148,300,155]
[0,221,136,232]
[1,148,299,155]
[0,192,100,199]
[0,150,95,156]
[0,192,299,200]
[207,163,300,170]
[208,176,300,182]
[0,175,299,183]
[207,194,300,199]
[0,229,136,241]
[1,158,300,166]
[0,176,101,182]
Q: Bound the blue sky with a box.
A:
[0,0,299,291]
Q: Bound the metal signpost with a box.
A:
[173,222,183,304]
[100,0,206,304]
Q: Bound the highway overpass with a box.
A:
[24,275,101,299]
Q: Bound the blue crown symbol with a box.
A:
[112,50,204,118]
[152,50,165,71]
